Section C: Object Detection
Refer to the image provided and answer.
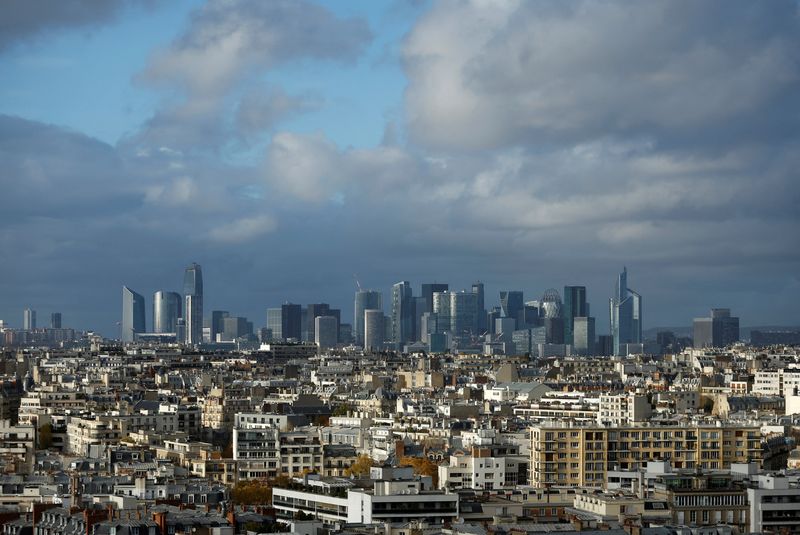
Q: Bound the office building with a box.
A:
[220,316,250,341]
[315,316,338,350]
[609,267,642,356]
[23,309,36,331]
[472,281,486,333]
[694,308,740,348]
[391,281,413,347]
[121,286,145,343]
[573,316,596,355]
[563,286,588,345]
[50,312,61,329]
[183,263,203,345]
[266,308,282,340]
[500,291,524,327]
[364,309,384,351]
[153,290,182,334]
[281,303,302,341]
[306,303,332,342]
[210,310,229,342]
[450,290,478,339]
[421,283,448,315]
[432,291,451,334]
[354,290,382,346]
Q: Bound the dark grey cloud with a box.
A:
[0,0,157,52]
[403,0,800,151]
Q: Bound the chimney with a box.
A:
[395,439,405,459]
[226,510,236,529]
[107,504,114,521]
[153,511,167,535]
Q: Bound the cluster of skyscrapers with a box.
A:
[114,266,746,355]
[121,262,203,344]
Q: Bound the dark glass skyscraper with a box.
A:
[472,281,486,333]
[563,286,588,345]
[153,290,182,334]
[50,312,61,329]
[183,263,203,345]
[391,281,414,347]
[122,286,145,342]
[281,303,302,341]
[499,291,524,326]
[421,283,448,315]
[609,267,642,355]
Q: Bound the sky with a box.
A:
[1,0,799,337]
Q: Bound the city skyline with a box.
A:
[6,262,800,345]
[1,1,798,336]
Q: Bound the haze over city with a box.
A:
[2,0,799,336]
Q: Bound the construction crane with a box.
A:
[353,274,362,291]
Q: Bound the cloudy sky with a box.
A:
[2,0,799,336]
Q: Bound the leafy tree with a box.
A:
[332,404,352,417]
[343,454,374,477]
[399,456,439,487]
[231,480,272,505]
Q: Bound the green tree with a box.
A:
[332,404,352,417]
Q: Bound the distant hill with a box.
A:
[644,325,800,341]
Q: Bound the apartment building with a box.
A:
[597,393,651,425]
[651,472,748,530]
[747,473,800,535]
[530,422,762,488]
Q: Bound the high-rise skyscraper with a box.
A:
[391,281,413,347]
[281,303,302,341]
[609,267,642,356]
[432,291,451,334]
[307,303,331,342]
[472,281,486,333]
[573,316,596,355]
[364,309,384,351]
[499,291,524,326]
[266,308,282,340]
[315,316,338,350]
[563,286,588,345]
[693,308,739,348]
[121,286,145,342]
[450,290,478,339]
[183,263,203,345]
[153,290,182,333]
[421,283,448,315]
[23,308,36,330]
[211,310,229,342]
[50,312,61,329]
[354,290,382,346]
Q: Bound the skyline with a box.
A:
[1,1,799,335]
[5,263,794,338]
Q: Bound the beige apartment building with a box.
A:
[530,422,761,488]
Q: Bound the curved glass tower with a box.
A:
[122,286,145,342]
[153,290,182,333]
[183,263,203,345]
